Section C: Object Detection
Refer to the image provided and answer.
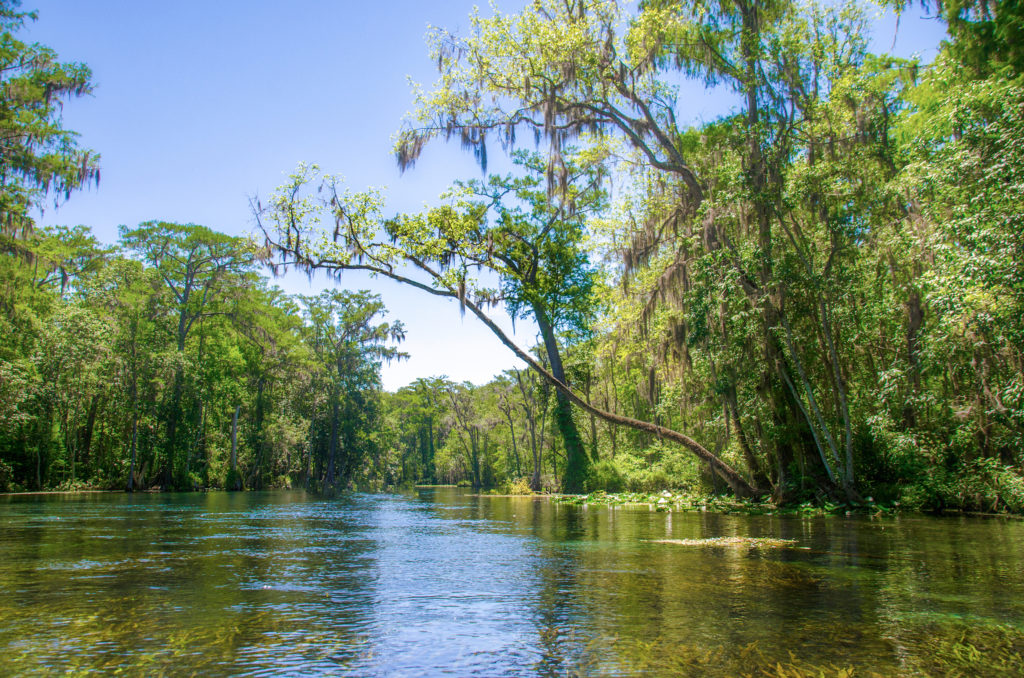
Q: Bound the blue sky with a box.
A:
[26,1,947,391]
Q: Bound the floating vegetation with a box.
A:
[552,491,902,517]
[645,536,797,548]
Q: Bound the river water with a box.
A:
[1,488,1023,676]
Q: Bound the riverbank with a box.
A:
[0,489,131,497]
[7,485,1024,519]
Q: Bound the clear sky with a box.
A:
[25,0,947,391]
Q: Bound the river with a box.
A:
[1,488,1023,675]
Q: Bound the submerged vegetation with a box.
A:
[2,0,1024,515]
[4,490,1023,676]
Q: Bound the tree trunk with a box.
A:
[80,394,99,470]
[818,296,856,496]
[326,396,339,489]
[426,417,435,483]
[470,427,481,488]
[504,412,521,477]
[469,299,761,497]
[127,412,138,492]
[163,366,184,488]
[249,378,266,489]
[230,404,242,491]
[534,307,588,493]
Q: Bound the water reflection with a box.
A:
[1,489,1023,675]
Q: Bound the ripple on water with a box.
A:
[2,490,1024,676]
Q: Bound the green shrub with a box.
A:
[0,458,13,492]
[899,457,1024,514]
[584,459,625,493]
[626,467,675,493]
[506,477,534,495]
[55,477,92,492]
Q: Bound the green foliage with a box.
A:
[583,459,624,493]
[0,456,14,492]
[224,468,244,492]
[505,477,534,495]
[900,458,1024,514]
[0,0,99,236]
[300,289,405,490]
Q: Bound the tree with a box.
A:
[443,380,486,488]
[0,0,98,238]
[391,0,806,495]
[422,151,602,491]
[119,221,256,487]
[392,0,912,500]
[0,1,100,489]
[389,376,448,484]
[256,161,759,496]
[300,289,406,491]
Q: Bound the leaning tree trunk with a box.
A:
[469,298,760,497]
[261,229,764,497]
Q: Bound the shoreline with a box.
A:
[3,487,1022,519]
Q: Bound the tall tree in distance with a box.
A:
[119,221,256,488]
[301,289,406,491]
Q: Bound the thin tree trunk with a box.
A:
[780,367,836,486]
[471,428,481,488]
[818,296,855,494]
[779,312,843,491]
[426,417,435,483]
[504,411,521,477]
[81,394,99,471]
[326,396,339,489]
[230,404,242,491]
[127,409,139,492]
[515,372,543,491]
[305,416,315,489]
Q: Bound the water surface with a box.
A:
[2,489,1023,675]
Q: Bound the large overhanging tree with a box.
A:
[254,157,760,496]
[256,0,845,498]
[388,0,885,501]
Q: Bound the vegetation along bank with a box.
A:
[2,0,1024,515]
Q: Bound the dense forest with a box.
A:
[2,0,1024,513]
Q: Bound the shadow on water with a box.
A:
[1,488,1023,675]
